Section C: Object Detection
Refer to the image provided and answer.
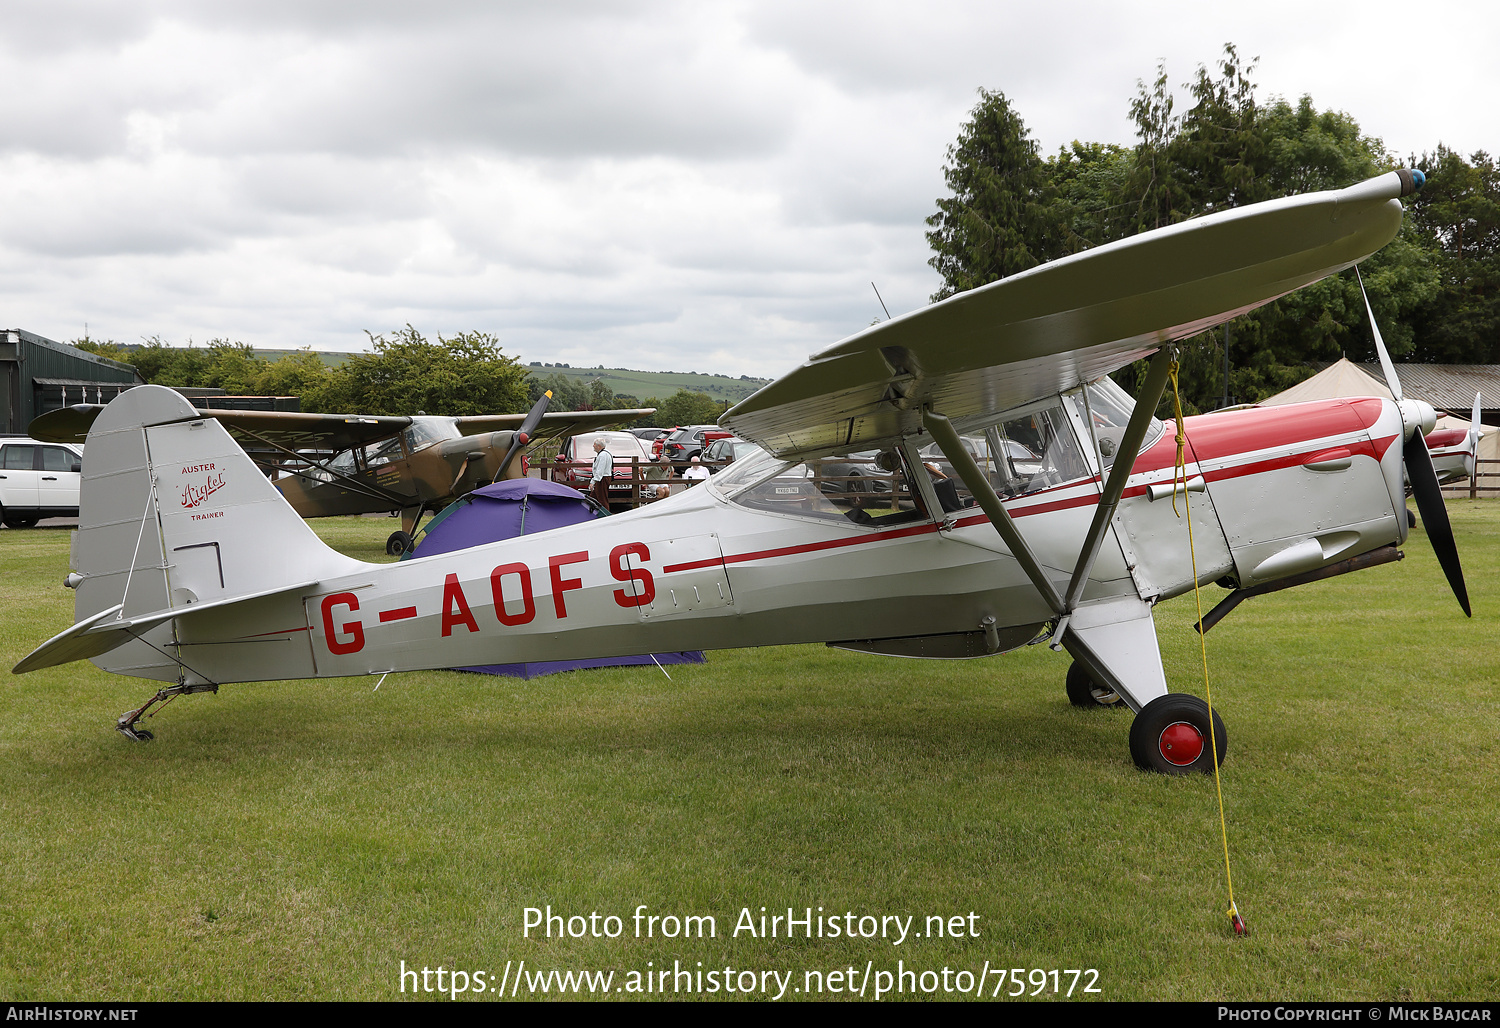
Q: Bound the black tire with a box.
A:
[1065,661,1127,709]
[386,531,414,557]
[1128,694,1227,775]
[4,514,38,529]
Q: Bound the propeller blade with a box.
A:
[1356,266,1403,402]
[1357,262,1469,617]
[1465,391,1482,480]
[1406,431,1472,617]
[496,390,552,479]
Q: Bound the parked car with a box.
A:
[629,427,669,444]
[701,437,762,470]
[656,425,732,461]
[553,431,652,505]
[0,438,84,527]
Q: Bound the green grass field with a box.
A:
[1,506,1497,1002]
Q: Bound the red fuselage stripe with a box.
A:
[668,402,1397,572]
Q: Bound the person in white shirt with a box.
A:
[683,455,711,485]
[587,439,615,506]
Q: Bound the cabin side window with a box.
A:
[724,448,933,528]
[1079,375,1164,469]
[920,403,1090,505]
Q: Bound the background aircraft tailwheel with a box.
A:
[386,531,414,556]
[1128,694,1227,775]
[1065,660,1126,709]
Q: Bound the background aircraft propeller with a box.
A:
[495,389,552,479]
[1465,391,1483,482]
[1357,267,1472,617]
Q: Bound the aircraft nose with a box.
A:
[1399,399,1436,439]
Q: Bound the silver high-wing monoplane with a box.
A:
[17,169,1468,773]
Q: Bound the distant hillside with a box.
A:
[525,365,771,404]
[255,348,350,368]
[110,344,767,403]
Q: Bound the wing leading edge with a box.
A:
[723,170,1420,459]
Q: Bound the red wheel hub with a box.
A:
[1158,721,1204,766]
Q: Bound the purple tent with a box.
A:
[409,478,705,679]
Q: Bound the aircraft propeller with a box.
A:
[1357,267,1472,617]
[495,389,553,480]
[1464,391,1483,482]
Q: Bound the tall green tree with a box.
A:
[653,389,723,428]
[1405,147,1500,362]
[926,89,1060,300]
[322,326,530,416]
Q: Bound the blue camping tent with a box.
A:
[407,478,705,679]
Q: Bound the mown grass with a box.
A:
[0,506,1496,1001]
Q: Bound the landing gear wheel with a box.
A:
[116,719,154,742]
[1066,661,1127,708]
[386,531,414,556]
[1128,694,1227,775]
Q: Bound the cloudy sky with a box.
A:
[1,0,1494,380]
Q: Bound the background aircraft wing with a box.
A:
[455,408,656,440]
[185,410,412,453]
[722,170,1421,459]
[31,405,410,453]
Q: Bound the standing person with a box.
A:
[587,438,615,507]
[683,455,711,486]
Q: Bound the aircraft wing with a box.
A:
[455,408,656,439]
[722,171,1419,459]
[31,405,410,453]
[32,406,655,452]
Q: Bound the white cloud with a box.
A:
[0,0,1494,381]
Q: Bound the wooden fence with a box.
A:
[1447,457,1500,499]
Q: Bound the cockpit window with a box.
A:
[403,417,461,453]
[921,404,1089,503]
[365,434,406,468]
[720,447,931,528]
[1081,375,1163,469]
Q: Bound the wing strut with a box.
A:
[1064,351,1173,609]
[922,409,1065,615]
[229,424,414,508]
[922,355,1175,712]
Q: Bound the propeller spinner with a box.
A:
[1357,267,1472,617]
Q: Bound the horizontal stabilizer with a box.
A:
[14,580,320,675]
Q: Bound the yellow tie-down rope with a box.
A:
[1167,359,1247,938]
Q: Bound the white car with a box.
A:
[0,437,83,528]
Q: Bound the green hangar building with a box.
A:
[1,329,143,435]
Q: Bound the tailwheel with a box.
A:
[115,682,219,741]
[1065,660,1127,709]
[1128,693,1227,775]
[117,722,154,742]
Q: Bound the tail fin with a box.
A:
[21,386,365,679]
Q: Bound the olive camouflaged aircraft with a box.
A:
[15,169,1473,774]
[31,396,653,556]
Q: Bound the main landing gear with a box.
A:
[1065,661,1127,709]
[117,682,219,741]
[1066,662,1228,775]
[1128,694,1227,775]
